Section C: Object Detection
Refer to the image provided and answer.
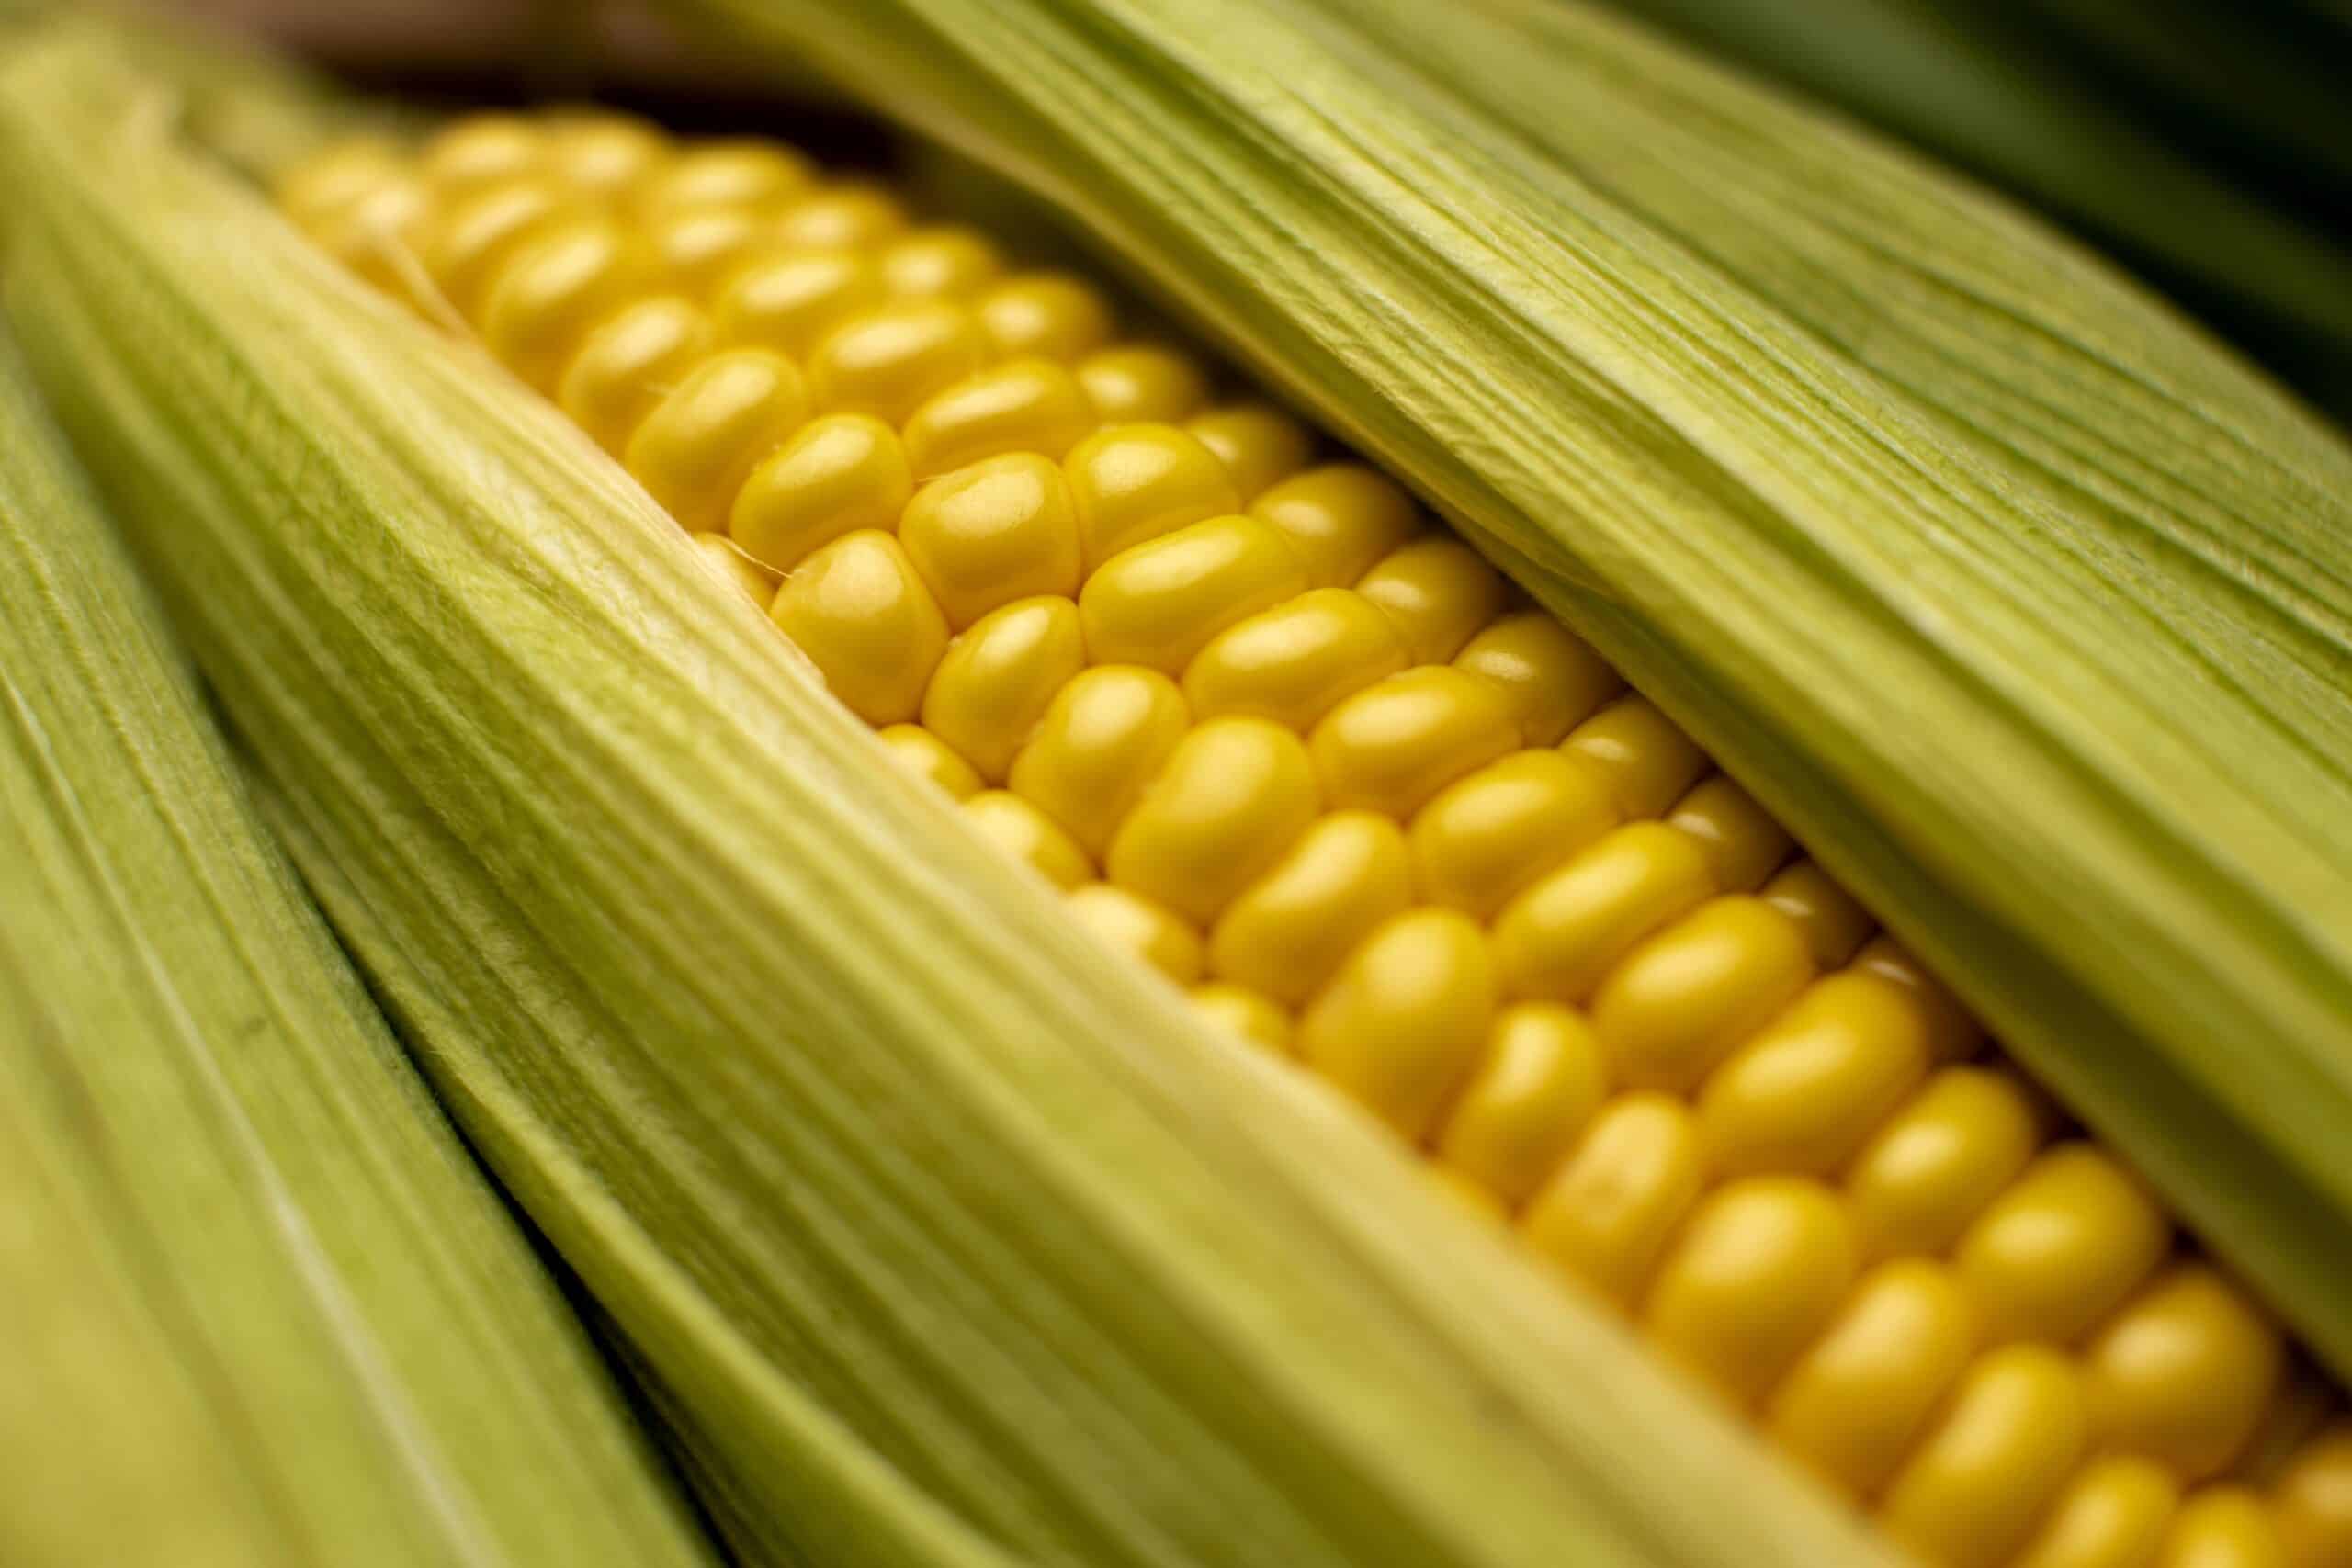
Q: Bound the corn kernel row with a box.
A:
[277,111,2352,1568]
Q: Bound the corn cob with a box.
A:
[259,110,2352,1568]
[0,323,712,1565]
[680,0,2352,1321]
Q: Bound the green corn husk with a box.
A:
[0,3,395,175]
[1587,0,2352,414]
[0,30,1894,1568]
[662,0,2352,1373]
[0,333,712,1562]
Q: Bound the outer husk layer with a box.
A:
[0,329,709,1562]
[1586,0,2352,412]
[0,35,1894,1568]
[665,0,2352,1379]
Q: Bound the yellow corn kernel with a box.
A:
[558,294,711,457]
[710,249,886,358]
[299,165,424,242]
[1208,810,1415,1006]
[767,530,950,725]
[1521,1093,1705,1307]
[1642,1176,1859,1407]
[1697,968,1933,1177]
[624,348,809,532]
[730,413,912,573]
[1879,1344,2092,1568]
[688,532,777,604]
[1078,344,1211,424]
[920,597,1088,783]
[1295,908,1495,1141]
[634,140,812,214]
[1847,1068,2046,1269]
[1589,897,1816,1093]
[306,175,433,301]
[1187,402,1316,502]
[419,112,545,192]
[1408,750,1618,918]
[808,300,989,423]
[2273,1422,2352,1568]
[1857,936,1987,1064]
[877,225,1003,299]
[960,790,1093,890]
[418,177,574,321]
[1669,775,1795,894]
[1006,664,1192,855]
[898,452,1082,628]
[1182,587,1411,732]
[1434,1002,1611,1205]
[772,182,910,251]
[1189,982,1293,1053]
[480,217,650,393]
[275,136,410,227]
[1080,515,1311,674]
[1766,1258,1977,1498]
[1354,536,1507,662]
[877,722,982,799]
[1309,666,1522,818]
[541,111,669,195]
[761,188,900,254]
[1065,423,1244,571]
[1956,1144,2171,1347]
[2161,1490,2288,1568]
[976,272,1114,362]
[2012,1457,2181,1568]
[901,359,1096,480]
[1106,716,1320,925]
[1565,696,1711,822]
[1250,465,1420,587]
[2086,1265,2285,1481]
[1761,860,1878,970]
[1491,821,1716,1004]
[1065,882,1204,983]
[646,204,770,299]
[1453,612,1623,747]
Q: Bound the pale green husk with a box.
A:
[662,0,2352,1379]
[0,332,710,1561]
[0,31,1896,1568]
[1586,0,2352,411]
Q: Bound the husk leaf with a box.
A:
[0,324,711,1562]
[0,30,1894,1568]
[1585,0,2352,412]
